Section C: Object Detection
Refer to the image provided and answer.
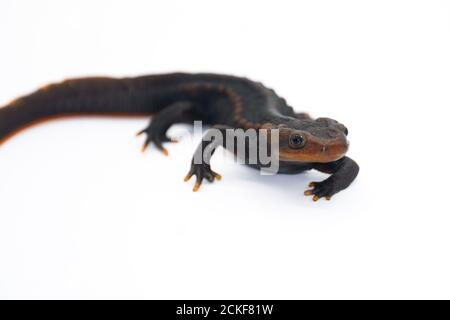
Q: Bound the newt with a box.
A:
[0,73,359,201]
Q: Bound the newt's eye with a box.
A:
[289,134,305,149]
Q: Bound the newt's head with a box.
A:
[272,117,349,163]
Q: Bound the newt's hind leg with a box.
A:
[137,101,195,155]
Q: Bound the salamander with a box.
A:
[0,73,359,201]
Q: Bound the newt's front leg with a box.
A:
[184,126,228,192]
[305,156,359,201]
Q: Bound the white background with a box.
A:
[0,0,449,299]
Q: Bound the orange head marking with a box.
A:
[275,117,350,163]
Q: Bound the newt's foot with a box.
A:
[136,127,177,155]
[184,163,221,192]
[304,181,334,201]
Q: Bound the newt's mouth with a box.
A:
[278,135,349,163]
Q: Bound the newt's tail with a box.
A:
[0,76,172,142]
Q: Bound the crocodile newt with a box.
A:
[0,73,359,201]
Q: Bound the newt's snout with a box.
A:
[317,136,349,162]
